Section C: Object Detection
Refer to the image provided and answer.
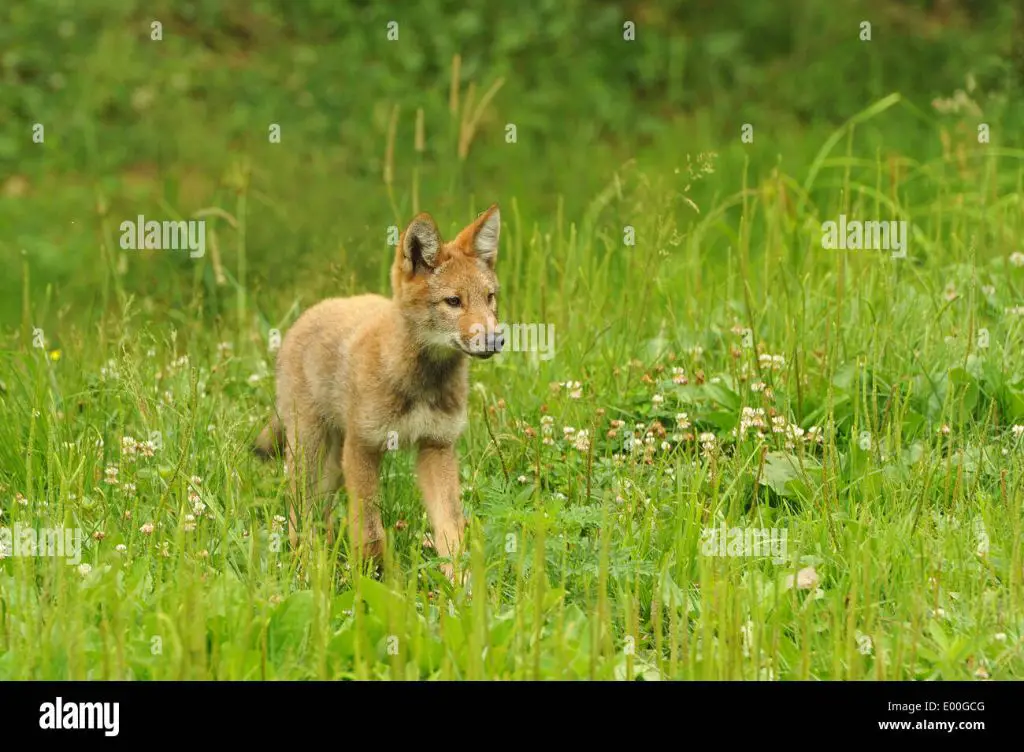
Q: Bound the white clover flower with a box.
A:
[563,381,583,399]
[100,359,120,381]
[103,466,119,485]
[785,565,818,590]
[738,407,767,438]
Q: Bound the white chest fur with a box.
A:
[359,403,467,450]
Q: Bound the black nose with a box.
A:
[487,331,504,353]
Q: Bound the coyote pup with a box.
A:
[256,205,503,579]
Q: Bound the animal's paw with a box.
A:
[440,560,471,587]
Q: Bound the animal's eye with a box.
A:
[444,296,462,308]
[488,293,496,305]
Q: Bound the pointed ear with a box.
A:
[400,213,442,276]
[471,204,500,266]
[453,204,500,267]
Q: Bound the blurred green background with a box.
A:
[1,0,1021,333]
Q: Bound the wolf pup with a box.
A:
[255,205,503,579]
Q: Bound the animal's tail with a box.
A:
[254,414,285,459]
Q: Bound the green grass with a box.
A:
[2,2,1024,680]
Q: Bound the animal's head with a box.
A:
[391,204,503,359]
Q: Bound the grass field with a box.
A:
[2,1,1023,680]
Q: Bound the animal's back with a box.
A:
[276,294,393,429]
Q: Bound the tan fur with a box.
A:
[259,205,502,580]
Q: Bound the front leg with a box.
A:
[416,441,466,581]
[342,436,385,564]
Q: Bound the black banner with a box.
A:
[0,680,1010,743]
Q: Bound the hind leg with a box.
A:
[283,412,325,549]
[319,428,344,546]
